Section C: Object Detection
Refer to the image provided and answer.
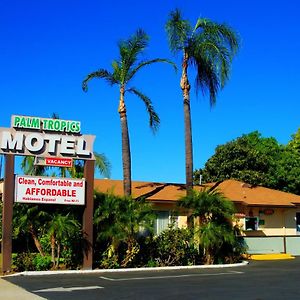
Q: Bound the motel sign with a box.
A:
[1,115,96,274]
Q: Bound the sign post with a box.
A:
[83,160,95,269]
[1,155,14,274]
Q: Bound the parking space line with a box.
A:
[100,270,243,281]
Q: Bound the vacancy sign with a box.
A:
[15,175,85,205]
[35,157,73,167]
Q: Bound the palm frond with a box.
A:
[82,69,117,92]
[118,29,149,83]
[111,60,122,82]
[126,58,177,82]
[192,36,232,89]
[51,112,60,119]
[165,8,191,52]
[189,49,219,106]
[186,20,239,105]
[94,151,111,178]
[178,188,234,222]
[194,18,239,55]
[21,155,48,176]
[127,87,160,133]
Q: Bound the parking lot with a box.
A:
[3,258,300,300]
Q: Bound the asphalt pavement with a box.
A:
[1,259,300,299]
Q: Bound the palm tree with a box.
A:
[18,155,49,255]
[82,29,176,196]
[94,192,154,268]
[178,188,236,264]
[21,156,48,176]
[13,204,50,256]
[198,222,235,264]
[166,9,240,195]
[178,188,235,225]
[47,213,80,268]
[60,152,111,179]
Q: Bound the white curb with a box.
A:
[4,261,249,277]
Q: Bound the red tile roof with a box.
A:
[94,179,300,207]
[215,179,300,207]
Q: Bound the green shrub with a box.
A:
[39,231,84,269]
[218,235,248,264]
[60,233,84,269]
[12,252,35,271]
[132,235,157,267]
[33,254,52,271]
[146,259,159,267]
[99,246,120,269]
[153,226,199,266]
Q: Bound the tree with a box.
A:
[166,9,239,195]
[178,189,238,264]
[275,132,300,194]
[288,127,300,151]
[94,192,155,268]
[18,153,49,255]
[178,189,235,225]
[47,213,80,268]
[21,156,48,176]
[275,147,300,195]
[198,222,235,264]
[195,131,283,188]
[59,152,111,179]
[13,204,49,256]
[82,29,175,196]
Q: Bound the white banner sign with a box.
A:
[15,175,85,205]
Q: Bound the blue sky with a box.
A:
[1,0,300,183]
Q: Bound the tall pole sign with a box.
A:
[1,155,14,274]
[1,115,95,274]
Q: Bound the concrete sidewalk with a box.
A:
[0,278,46,300]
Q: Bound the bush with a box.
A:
[33,254,52,271]
[39,231,84,270]
[12,252,35,271]
[12,252,53,271]
[218,235,248,264]
[133,235,158,267]
[152,227,199,266]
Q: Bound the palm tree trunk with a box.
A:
[118,85,132,196]
[121,238,139,268]
[29,224,45,256]
[56,243,60,269]
[50,234,56,267]
[180,51,193,196]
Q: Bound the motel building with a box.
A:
[2,177,300,256]
[94,178,300,256]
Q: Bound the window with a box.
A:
[296,212,300,233]
[245,217,259,231]
[154,211,178,235]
